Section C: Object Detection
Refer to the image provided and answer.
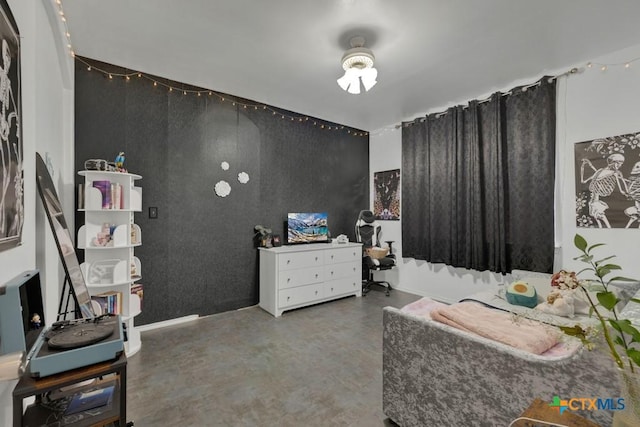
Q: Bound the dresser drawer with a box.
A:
[279,284,324,307]
[324,261,359,281]
[325,246,361,265]
[278,251,324,271]
[325,277,361,297]
[278,267,324,289]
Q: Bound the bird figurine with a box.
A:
[114,152,126,172]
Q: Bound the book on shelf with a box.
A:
[64,384,115,415]
[131,283,143,310]
[78,183,84,209]
[91,291,122,315]
[92,180,123,210]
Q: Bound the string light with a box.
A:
[59,0,368,139]
[75,56,368,137]
[585,57,640,72]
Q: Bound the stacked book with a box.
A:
[91,291,123,315]
[92,180,124,210]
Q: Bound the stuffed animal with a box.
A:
[536,289,576,318]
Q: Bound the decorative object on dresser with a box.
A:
[77,168,143,356]
[259,242,362,317]
[254,224,272,248]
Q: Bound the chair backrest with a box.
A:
[355,210,381,248]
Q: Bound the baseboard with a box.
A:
[135,314,199,332]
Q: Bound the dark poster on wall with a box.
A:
[0,0,22,252]
[574,131,640,229]
[373,169,400,220]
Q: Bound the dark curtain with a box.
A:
[402,78,555,274]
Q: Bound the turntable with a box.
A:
[27,314,124,378]
[0,270,124,379]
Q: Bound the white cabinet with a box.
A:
[77,170,143,356]
[259,242,362,317]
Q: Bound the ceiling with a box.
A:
[62,0,640,132]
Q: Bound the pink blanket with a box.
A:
[430,301,560,354]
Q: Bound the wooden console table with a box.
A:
[13,352,127,427]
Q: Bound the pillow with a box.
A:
[507,276,553,304]
[581,280,640,312]
[505,281,538,308]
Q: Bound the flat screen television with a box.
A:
[287,212,329,244]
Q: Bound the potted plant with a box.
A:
[560,234,640,425]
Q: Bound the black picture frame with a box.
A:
[272,234,282,247]
[373,169,400,220]
[0,0,22,253]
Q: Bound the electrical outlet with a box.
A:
[149,207,158,219]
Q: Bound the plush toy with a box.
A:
[536,289,576,318]
[505,281,538,308]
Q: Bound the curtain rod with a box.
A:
[403,67,581,122]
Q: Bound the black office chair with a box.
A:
[355,210,395,296]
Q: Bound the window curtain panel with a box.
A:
[401,78,556,274]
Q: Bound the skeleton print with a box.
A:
[575,133,640,228]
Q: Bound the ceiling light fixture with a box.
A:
[337,36,377,94]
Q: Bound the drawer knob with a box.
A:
[287,259,291,264]
[287,278,291,282]
[315,273,319,278]
[315,256,318,261]
[331,271,334,275]
[315,290,318,295]
[331,255,334,259]
[287,296,290,301]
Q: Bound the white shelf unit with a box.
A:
[78,170,143,356]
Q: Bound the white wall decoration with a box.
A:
[214,180,231,197]
[238,172,249,184]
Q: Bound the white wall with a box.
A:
[0,0,73,423]
[370,43,640,303]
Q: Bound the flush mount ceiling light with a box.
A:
[337,36,378,94]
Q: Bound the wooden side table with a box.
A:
[13,352,127,427]
[511,398,601,427]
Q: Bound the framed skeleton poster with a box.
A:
[0,0,22,252]
[574,132,640,229]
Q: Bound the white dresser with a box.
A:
[259,242,363,317]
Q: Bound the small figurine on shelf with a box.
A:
[114,151,126,172]
[30,313,42,330]
[254,224,272,248]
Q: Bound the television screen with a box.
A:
[287,212,329,244]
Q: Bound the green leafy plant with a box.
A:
[561,233,640,372]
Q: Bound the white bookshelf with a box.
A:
[78,170,143,356]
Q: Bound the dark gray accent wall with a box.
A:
[74,58,369,325]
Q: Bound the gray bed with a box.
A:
[382,304,621,426]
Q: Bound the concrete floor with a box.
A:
[125,288,421,427]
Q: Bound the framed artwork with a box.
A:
[373,169,400,220]
[0,0,22,252]
[574,131,640,229]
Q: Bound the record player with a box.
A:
[27,314,124,378]
[0,270,124,379]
